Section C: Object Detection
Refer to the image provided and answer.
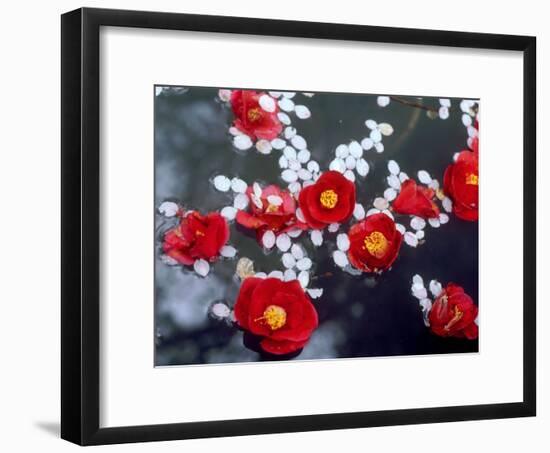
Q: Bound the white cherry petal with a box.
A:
[271,138,286,150]
[442,197,453,212]
[415,230,425,240]
[262,230,276,249]
[388,160,400,175]
[356,158,370,177]
[281,169,298,183]
[213,175,231,192]
[335,144,349,158]
[384,188,397,201]
[287,229,302,238]
[307,160,320,173]
[259,94,276,112]
[395,223,406,235]
[370,128,382,143]
[429,179,440,190]
[284,126,297,139]
[268,270,284,280]
[413,286,428,300]
[374,142,385,153]
[276,233,291,252]
[439,213,450,224]
[307,288,323,299]
[439,98,451,107]
[211,302,231,318]
[255,139,272,154]
[233,193,249,210]
[373,197,389,211]
[282,253,296,269]
[158,201,179,217]
[298,168,312,181]
[404,232,419,247]
[410,217,426,230]
[255,272,267,279]
[377,96,390,107]
[328,223,340,233]
[295,105,311,119]
[382,209,394,220]
[278,97,295,112]
[282,92,296,99]
[253,182,262,198]
[297,149,311,163]
[221,206,237,220]
[378,123,394,136]
[343,170,355,182]
[310,230,323,246]
[428,218,441,228]
[336,233,350,252]
[296,208,306,223]
[229,126,243,136]
[220,245,237,258]
[345,155,356,170]
[387,174,401,190]
[399,172,409,182]
[233,134,253,150]
[329,158,346,173]
[288,159,301,171]
[349,141,363,158]
[296,258,313,271]
[277,112,291,125]
[279,155,289,169]
[269,91,282,98]
[333,250,349,268]
[231,177,247,193]
[462,113,473,127]
[365,119,378,129]
[353,203,366,220]
[193,259,210,277]
[283,146,297,160]
[361,137,374,150]
[412,275,424,286]
[284,269,297,281]
[291,135,307,150]
[438,106,449,120]
[366,208,380,217]
[267,195,283,206]
[218,89,231,102]
[288,182,301,194]
[251,194,263,209]
[429,280,443,297]
[298,271,310,288]
[418,170,432,184]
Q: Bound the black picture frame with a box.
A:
[61,7,536,446]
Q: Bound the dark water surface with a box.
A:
[154,86,478,366]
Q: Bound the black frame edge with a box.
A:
[61,7,537,446]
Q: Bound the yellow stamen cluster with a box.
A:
[363,231,388,258]
[259,305,287,330]
[247,108,262,122]
[444,305,464,331]
[319,189,338,209]
[465,173,479,186]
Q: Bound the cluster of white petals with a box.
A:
[410,274,445,326]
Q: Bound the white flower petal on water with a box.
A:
[296,207,306,223]
[370,128,382,143]
[213,175,231,192]
[374,142,385,153]
[328,223,340,233]
[453,152,459,162]
[307,160,320,173]
[356,158,370,177]
[377,96,390,107]
[282,253,296,269]
[420,298,433,326]
[290,243,304,260]
[438,106,449,120]
[387,174,401,190]
[429,280,443,298]
[288,182,301,194]
[399,172,409,182]
[329,158,346,173]
[336,233,350,252]
[262,230,276,249]
[276,233,291,252]
[279,155,289,169]
[345,155,356,170]
[291,135,307,150]
[415,230,425,240]
[378,123,394,136]
[333,250,349,268]
[396,223,406,235]
[343,170,356,182]
[283,146,297,160]
[388,160,400,175]
[297,149,311,163]
[269,91,282,98]
[282,92,296,99]
[307,288,323,299]
[382,209,394,220]
[442,197,453,213]
[418,170,432,184]
[428,218,441,228]
[353,203,366,220]
[384,188,397,201]
[287,229,302,238]
[231,177,247,193]
[373,197,389,211]
[278,112,291,125]
[349,141,363,158]
[439,98,451,107]
[220,245,237,258]
[233,134,253,150]
[361,137,374,150]
[310,230,323,246]
[259,94,276,112]
[193,259,210,277]
[281,169,298,183]
[298,168,312,181]
[221,206,237,220]
[467,125,478,138]
[439,213,450,224]
[251,194,263,209]
[297,257,312,271]
[365,119,378,130]
[288,159,301,171]
[410,216,426,230]
[284,126,297,139]
[462,113,473,127]
[268,270,284,280]
[295,105,311,119]
[335,144,349,158]
[267,195,283,206]
[158,201,179,217]
[233,193,249,210]
[428,179,440,190]
[404,232,419,247]
[284,269,297,281]
[256,139,272,154]
[271,138,286,150]
[412,285,428,300]
[211,302,231,318]
[298,270,310,288]
[278,97,295,112]
[229,126,243,136]
[255,272,267,279]
[218,89,231,102]
[366,208,380,217]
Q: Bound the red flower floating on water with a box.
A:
[298,171,356,229]
[236,184,300,239]
[443,150,479,221]
[162,211,230,265]
[347,213,403,273]
[230,90,282,141]
[429,283,478,339]
[234,277,319,355]
[392,179,440,219]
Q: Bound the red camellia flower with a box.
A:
[429,283,478,339]
[298,171,356,229]
[234,277,319,355]
[443,150,479,221]
[236,184,300,239]
[392,179,440,219]
[162,211,230,265]
[347,213,403,273]
[230,90,282,141]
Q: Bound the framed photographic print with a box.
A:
[61,7,536,445]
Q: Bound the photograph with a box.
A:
[154,86,479,365]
